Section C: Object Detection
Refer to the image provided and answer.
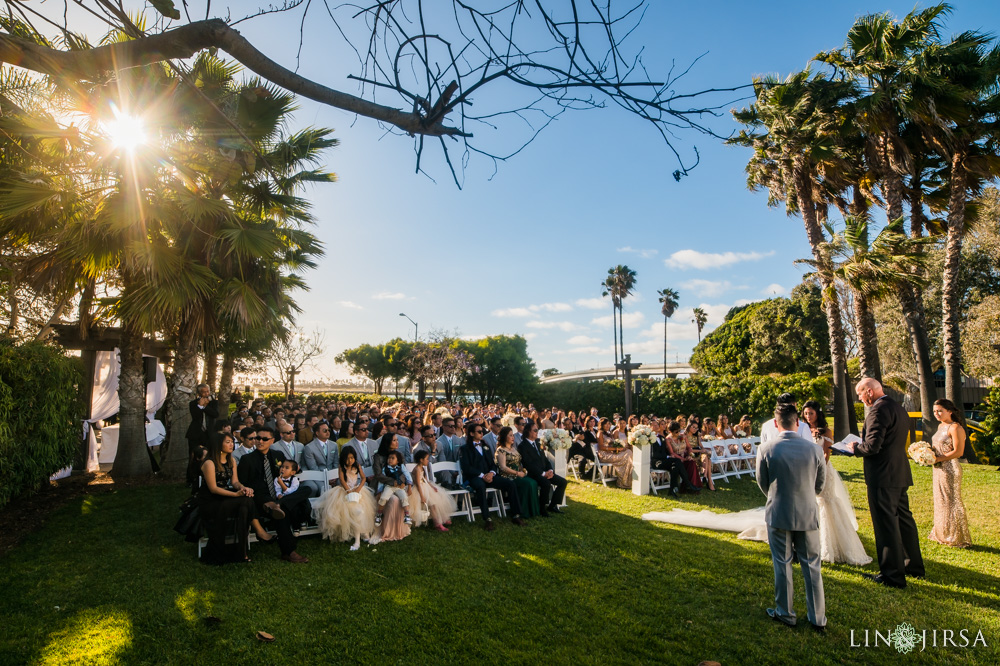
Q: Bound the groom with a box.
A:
[852,378,925,588]
[756,403,827,632]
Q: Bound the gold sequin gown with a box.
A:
[928,428,972,548]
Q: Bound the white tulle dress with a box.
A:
[314,468,377,543]
[643,435,872,566]
[410,463,457,527]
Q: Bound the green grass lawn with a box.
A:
[1,457,998,665]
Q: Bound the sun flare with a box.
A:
[104,112,146,151]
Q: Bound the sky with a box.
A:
[54,1,1000,380]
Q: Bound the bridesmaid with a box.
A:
[596,418,633,488]
[928,399,972,548]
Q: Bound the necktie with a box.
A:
[320,441,327,460]
[263,454,276,499]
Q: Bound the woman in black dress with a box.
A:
[568,416,599,481]
[198,433,256,564]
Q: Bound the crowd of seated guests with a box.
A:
[189,395,755,564]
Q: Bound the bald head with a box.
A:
[855,378,885,407]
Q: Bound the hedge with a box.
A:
[0,340,84,508]
[528,373,832,425]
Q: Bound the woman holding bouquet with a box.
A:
[928,400,972,548]
[597,418,633,488]
[495,427,540,518]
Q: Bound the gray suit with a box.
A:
[756,430,827,627]
[273,438,305,466]
[481,431,498,458]
[395,434,413,464]
[344,437,373,469]
[301,438,338,497]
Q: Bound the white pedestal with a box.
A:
[554,449,568,478]
[99,424,120,463]
[631,445,650,496]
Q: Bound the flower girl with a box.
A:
[315,445,377,551]
[411,450,457,531]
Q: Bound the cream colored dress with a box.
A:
[314,468,377,543]
[928,428,972,548]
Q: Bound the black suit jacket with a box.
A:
[517,439,552,479]
[459,442,497,480]
[651,435,670,462]
[236,448,287,499]
[856,395,913,488]
[186,397,219,442]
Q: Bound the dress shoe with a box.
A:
[671,487,681,498]
[511,517,527,526]
[810,623,826,635]
[263,502,285,520]
[281,551,309,563]
[766,608,795,627]
[483,519,495,532]
[861,573,906,588]
[548,506,563,514]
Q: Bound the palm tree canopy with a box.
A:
[657,288,679,318]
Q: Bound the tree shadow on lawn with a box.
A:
[1,482,998,665]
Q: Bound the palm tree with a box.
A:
[601,275,619,374]
[608,265,637,364]
[692,307,707,342]
[815,3,950,434]
[657,288,679,371]
[731,70,856,439]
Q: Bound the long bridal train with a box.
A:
[643,459,872,566]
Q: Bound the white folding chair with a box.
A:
[591,443,616,487]
[705,442,732,483]
[649,465,671,496]
[294,469,336,537]
[741,438,760,478]
[431,461,474,522]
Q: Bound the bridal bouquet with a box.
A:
[501,413,518,429]
[908,442,937,467]
[703,435,719,442]
[539,428,572,450]
[628,424,655,447]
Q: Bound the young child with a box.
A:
[274,459,300,498]
[375,451,412,526]
[314,445,376,551]
[412,450,457,531]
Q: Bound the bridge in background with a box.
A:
[539,363,698,384]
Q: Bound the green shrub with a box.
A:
[0,340,84,508]
[253,392,385,405]
[978,384,1000,465]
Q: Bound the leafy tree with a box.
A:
[336,343,391,395]
[460,335,538,403]
[691,285,830,376]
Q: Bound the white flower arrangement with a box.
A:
[500,413,518,429]
[908,442,936,467]
[539,428,573,450]
[627,424,655,448]
[702,435,719,441]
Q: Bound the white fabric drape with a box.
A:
[145,360,167,418]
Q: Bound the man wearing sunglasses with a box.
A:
[460,424,526,530]
[519,419,568,516]
[302,422,337,497]
[345,421,374,471]
[233,427,257,462]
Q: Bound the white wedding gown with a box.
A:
[643,447,872,566]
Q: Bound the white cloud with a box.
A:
[523,333,539,341]
[337,300,364,310]
[617,246,659,259]
[372,291,408,300]
[567,335,601,346]
[761,283,788,296]
[680,279,740,298]
[664,249,775,270]
[492,307,534,317]
[590,311,646,329]
[575,297,609,309]
[530,302,573,313]
[526,320,584,332]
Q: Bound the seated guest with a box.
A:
[297,415,318,445]
[345,421,374,470]
[518,420,567,516]
[435,418,461,487]
[482,417,502,456]
[237,426,309,563]
[460,424,526,530]
[569,416,599,481]
[596,418,633,488]
[495,426,539,518]
[274,459,300,499]
[702,418,719,438]
[384,416,413,464]
[302,422,338,497]
[198,433,259,564]
[373,445,413,527]
[411,450,456,531]
[513,416,525,445]
[337,418,353,443]
[651,421,697,497]
[718,414,735,439]
[735,414,753,437]
[683,422,715,491]
[233,428,256,462]
[314,445,377,551]
[274,423,305,466]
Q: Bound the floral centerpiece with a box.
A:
[500,413,518,429]
[627,424,655,448]
[908,442,936,467]
[539,428,572,450]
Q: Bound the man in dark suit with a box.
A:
[851,378,925,588]
[186,384,219,454]
[237,425,309,563]
[518,420,567,516]
[459,424,526,530]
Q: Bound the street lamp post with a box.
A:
[399,313,418,341]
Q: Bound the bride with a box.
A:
[644,402,871,566]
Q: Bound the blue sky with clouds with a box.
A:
[145,2,1000,379]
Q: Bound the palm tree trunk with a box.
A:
[34,291,73,341]
[663,314,668,374]
[941,150,967,407]
[611,301,618,376]
[793,157,852,440]
[853,290,882,382]
[217,352,236,420]
[161,319,200,478]
[618,304,625,362]
[204,350,218,392]
[3,260,18,338]
[110,322,152,477]
[78,278,95,339]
